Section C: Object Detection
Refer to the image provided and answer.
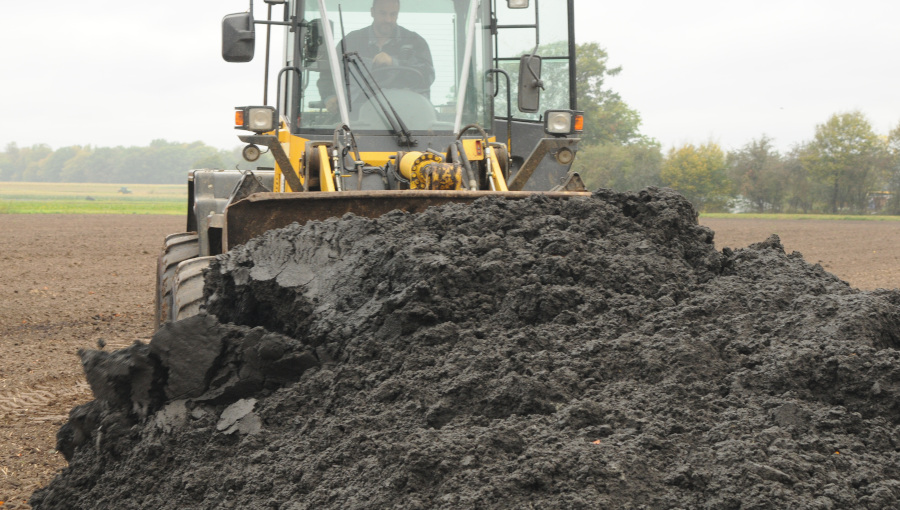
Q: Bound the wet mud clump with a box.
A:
[32,188,900,509]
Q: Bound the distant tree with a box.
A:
[727,136,785,212]
[0,143,16,180]
[34,146,82,182]
[802,111,885,213]
[573,141,663,191]
[889,122,900,154]
[59,146,94,182]
[781,146,816,214]
[885,121,900,214]
[661,142,732,211]
[121,145,157,183]
[10,144,53,181]
[86,147,122,183]
[193,154,226,170]
[139,140,211,184]
[0,140,282,184]
[571,42,644,146]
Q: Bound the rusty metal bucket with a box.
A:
[223,190,591,250]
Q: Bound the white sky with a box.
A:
[2,1,899,154]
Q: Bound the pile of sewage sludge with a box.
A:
[32,187,900,509]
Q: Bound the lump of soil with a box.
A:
[32,188,900,509]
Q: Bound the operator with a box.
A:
[318,0,435,113]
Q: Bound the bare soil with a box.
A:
[0,215,181,509]
[702,218,900,291]
[1,212,898,508]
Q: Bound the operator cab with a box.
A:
[223,0,581,189]
[296,0,471,134]
[290,1,577,138]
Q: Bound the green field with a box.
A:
[0,182,187,215]
[3,182,900,220]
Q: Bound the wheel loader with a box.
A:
[156,0,588,326]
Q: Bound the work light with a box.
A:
[234,106,277,133]
[543,110,584,136]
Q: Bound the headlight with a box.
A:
[543,110,584,136]
[242,144,261,162]
[235,106,277,133]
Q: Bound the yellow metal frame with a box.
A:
[488,152,509,192]
[270,129,501,193]
[318,144,336,192]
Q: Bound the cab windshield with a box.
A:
[291,0,491,135]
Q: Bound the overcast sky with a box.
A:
[3,1,899,154]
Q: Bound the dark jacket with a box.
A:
[317,24,435,102]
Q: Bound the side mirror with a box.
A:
[222,12,256,63]
[517,54,543,113]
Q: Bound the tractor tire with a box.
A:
[170,256,215,323]
[155,232,199,328]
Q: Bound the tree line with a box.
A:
[573,112,900,215]
[0,140,271,185]
[4,44,899,215]
[570,42,900,215]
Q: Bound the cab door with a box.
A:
[491,0,579,190]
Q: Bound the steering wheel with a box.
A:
[370,66,427,91]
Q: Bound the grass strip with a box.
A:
[701,213,900,221]
[0,200,184,215]
[0,182,186,215]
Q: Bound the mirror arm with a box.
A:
[253,19,294,27]
[524,44,544,90]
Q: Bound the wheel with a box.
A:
[371,65,427,91]
[171,256,215,323]
[155,232,199,328]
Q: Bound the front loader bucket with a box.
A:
[224,190,590,250]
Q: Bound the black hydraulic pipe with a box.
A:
[263,4,273,104]
[567,0,577,110]
[487,68,512,156]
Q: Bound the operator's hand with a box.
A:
[325,96,338,113]
[373,52,393,67]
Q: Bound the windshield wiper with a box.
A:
[343,52,416,147]
[334,5,414,147]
